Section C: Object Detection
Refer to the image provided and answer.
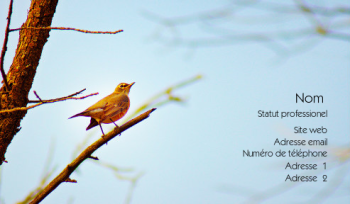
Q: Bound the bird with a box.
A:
[69,82,135,136]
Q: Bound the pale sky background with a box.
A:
[0,0,349,204]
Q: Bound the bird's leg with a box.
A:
[99,124,105,138]
[109,119,119,128]
[110,119,121,136]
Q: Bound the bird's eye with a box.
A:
[119,84,126,88]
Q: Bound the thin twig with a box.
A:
[0,0,13,92]
[0,92,98,114]
[28,88,87,103]
[64,178,77,183]
[29,108,156,204]
[88,156,99,160]
[9,27,123,34]
[33,91,43,103]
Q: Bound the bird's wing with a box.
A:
[85,94,113,112]
[102,94,130,120]
[69,94,113,118]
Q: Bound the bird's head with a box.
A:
[114,82,135,94]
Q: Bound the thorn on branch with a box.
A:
[64,178,77,183]
[9,27,124,35]
[88,156,99,160]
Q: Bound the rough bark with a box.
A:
[0,0,59,165]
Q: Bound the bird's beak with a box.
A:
[126,82,135,94]
[128,82,135,88]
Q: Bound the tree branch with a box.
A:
[28,88,87,103]
[0,91,98,114]
[0,0,13,92]
[10,27,123,34]
[0,0,60,165]
[29,108,156,204]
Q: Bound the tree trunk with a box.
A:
[0,0,59,165]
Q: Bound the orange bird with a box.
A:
[69,82,134,136]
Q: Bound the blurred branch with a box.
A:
[9,27,123,35]
[144,0,350,56]
[119,172,144,204]
[0,89,98,114]
[0,0,13,92]
[29,108,156,204]
[123,74,202,121]
[16,168,56,204]
[16,139,57,204]
[237,0,350,16]
[92,160,143,204]
[94,160,135,174]
[71,131,96,162]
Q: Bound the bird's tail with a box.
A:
[86,118,98,130]
[68,111,87,119]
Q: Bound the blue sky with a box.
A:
[0,0,349,204]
